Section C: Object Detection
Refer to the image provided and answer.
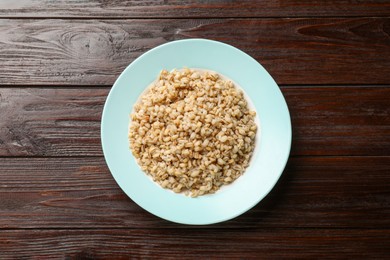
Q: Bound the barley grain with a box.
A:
[129,68,257,197]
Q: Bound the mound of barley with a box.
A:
[129,68,257,197]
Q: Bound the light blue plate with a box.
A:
[101,39,291,225]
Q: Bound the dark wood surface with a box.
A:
[0,1,389,258]
[0,0,389,18]
[1,229,389,258]
[1,18,390,85]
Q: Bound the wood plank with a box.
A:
[284,87,390,156]
[0,229,389,258]
[0,88,106,156]
[0,18,389,85]
[0,1,389,18]
[0,156,388,228]
[1,87,389,157]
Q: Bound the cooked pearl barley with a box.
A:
[129,68,257,197]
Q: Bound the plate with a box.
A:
[101,39,291,225]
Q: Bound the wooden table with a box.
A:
[1,1,389,258]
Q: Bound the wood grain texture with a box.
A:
[0,88,106,156]
[0,0,390,18]
[285,87,390,156]
[0,18,389,85]
[0,229,389,258]
[0,156,388,229]
[1,87,389,157]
